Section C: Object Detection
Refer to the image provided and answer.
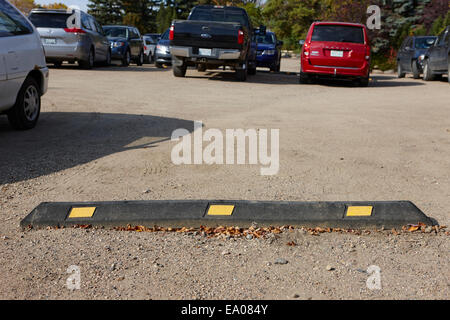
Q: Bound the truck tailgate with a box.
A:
[171,20,243,49]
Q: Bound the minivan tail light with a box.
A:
[365,45,371,60]
[64,28,86,34]
[238,30,244,45]
[169,25,174,40]
[303,43,310,56]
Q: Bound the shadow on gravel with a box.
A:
[48,63,170,72]
[186,70,425,87]
[0,112,195,184]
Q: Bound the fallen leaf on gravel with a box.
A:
[286,241,297,247]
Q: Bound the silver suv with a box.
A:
[29,8,111,69]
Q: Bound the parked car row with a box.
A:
[27,8,165,69]
[397,26,449,83]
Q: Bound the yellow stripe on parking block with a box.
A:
[68,207,96,219]
[346,206,373,217]
[207,205,235,216]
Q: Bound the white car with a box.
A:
[143,34,159,63]
[0,0,49,130]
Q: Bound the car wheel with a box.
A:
[137,51,144,66]
[7,77,41,130]
[422,59,434,81]
[276,59,281,72]
[235,60,248,81]
[411,61,420,79]
[173,64,187,77]
[155,62,163,68]
[122,49,131,67]
[248,61,256,75]
[448,58,450,83]
[397,63,405,78]
[53,61,62,68]
[79,48,94,69]
[299,72,309,84]
[359,76,370,87]
[197,64,206,72]
[104,50,111,66]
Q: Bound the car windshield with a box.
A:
[160,29,169,40]
[415,37,436,49]
[104,27,127,38]
[257,34,275,44]
[189,8,248,27]
[312,25,365,44]
[29,13,71,28]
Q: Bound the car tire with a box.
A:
[422,59,434,81]
[359,76,370,87]
[53,61,62,68]
[136,51,144,66]
[103,50,111,67]
[79,48,94,69]
[411,61,420,79]
[235,60,248,81]
[448,58,450,83]
[299,72,309,84]
[155,62,163,68]
[276,59,281,72]
[397,63,405,78]
[122,49,131,67]
[7,77,41,130]
[173,64,187,77]
[248,61,256,75]
[197,64,206,72]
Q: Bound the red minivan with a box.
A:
[300,22,371,86]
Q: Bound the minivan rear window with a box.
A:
[29,13,71,28]
[312,25,364,44]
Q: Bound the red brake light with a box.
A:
[238,30,244,45]
[144,46,147,50]
[169,25,174,40]
[64,28,86,34]
[303,43,310,56]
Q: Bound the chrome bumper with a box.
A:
[171,46,241,60]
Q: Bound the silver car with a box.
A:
[29,8,110,69]
[0,0,48,130]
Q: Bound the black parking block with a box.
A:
[20,200,433,230]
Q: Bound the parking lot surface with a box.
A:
[0,59,449,299]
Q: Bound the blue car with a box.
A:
[103,25,145,67]
[256,31,283,72]
[397,36,437,79]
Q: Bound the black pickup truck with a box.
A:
[169,5,262,81]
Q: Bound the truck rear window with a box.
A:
[29,13,71,28]
[311,25,364,44]
[189,8,248,27]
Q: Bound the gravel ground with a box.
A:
[0,58,449,299]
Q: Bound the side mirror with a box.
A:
[277,40,283,46]
[299,40,305,46]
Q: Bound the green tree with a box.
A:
[87,0,123,25]
[10,0,36,14]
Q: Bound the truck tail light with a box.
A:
[238,30,244,45]
[169,25,174,40]
[64,28,86,34]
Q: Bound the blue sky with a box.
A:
[35,0,89,11]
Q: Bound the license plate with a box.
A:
[199,48,212,56]
[44,38,57,45]
[330,50,343,57]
